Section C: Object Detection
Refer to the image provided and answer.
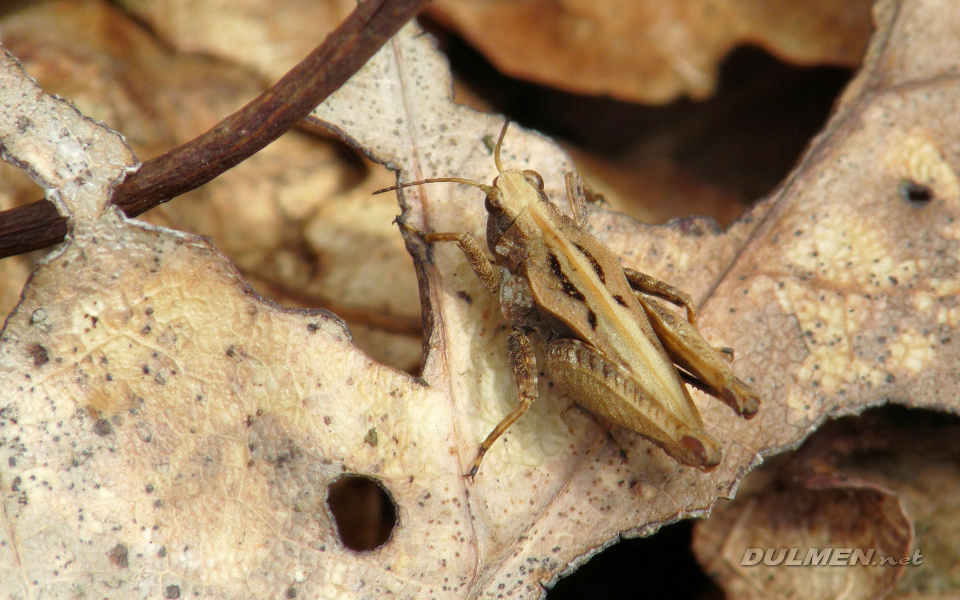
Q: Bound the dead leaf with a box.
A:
[696,475,911,600]
[0,0,423,372]
[694,408,960,599]
[307,0,960,593]
[2,0,960,599]
[117,0,359,83]
[426,0,875,103]
[0,42,448,600]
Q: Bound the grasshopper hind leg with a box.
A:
[622,267,699,328]
[635,294,759,418]
[544,338,723,470]
[468,329,540,478]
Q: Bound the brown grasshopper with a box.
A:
[379,121,758,477]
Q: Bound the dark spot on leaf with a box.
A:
[28,344,48,366]
[93,419,112,436]
[107,543,128,568]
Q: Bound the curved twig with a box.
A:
[0,0,427,259]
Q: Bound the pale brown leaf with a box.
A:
[0,0,423,371]
[694,409,960,599]
[306,0,960,594]
[426,0,875,103]
[2,0,960,598]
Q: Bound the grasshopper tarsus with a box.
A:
[463,462,482,481]
[394,216,424,238]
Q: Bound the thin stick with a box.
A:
[0,0,427,259]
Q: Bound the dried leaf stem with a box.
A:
[0,0,427,259]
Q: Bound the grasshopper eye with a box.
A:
[523,170,544,191]
[485,189,504,215]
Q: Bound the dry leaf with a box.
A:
[0,0,423,372]
[694,409,960,599]
[697,473,911,600]
[426,0,874,103]
[2,0,960,599]
[117,0,358,83]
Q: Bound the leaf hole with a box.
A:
[327,474,397,551]
[899,179,934,205]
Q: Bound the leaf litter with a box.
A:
[1,0,960,598]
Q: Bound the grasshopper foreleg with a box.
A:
[398,218,541,477]
[397,219,500,294]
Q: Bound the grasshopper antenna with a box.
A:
[493,118,510,173]
[373,177,493,195]
[373,118,511,195]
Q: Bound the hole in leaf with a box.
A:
[899,179,934,205]
[327,474,397,551]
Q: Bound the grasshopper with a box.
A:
[379,121,758,477]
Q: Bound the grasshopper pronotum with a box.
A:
[378,121,758,477]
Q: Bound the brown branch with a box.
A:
[0,0,427,259]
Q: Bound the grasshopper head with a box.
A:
[373,119,549,238]
[488,118,549,212]
[489,169,546,214]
